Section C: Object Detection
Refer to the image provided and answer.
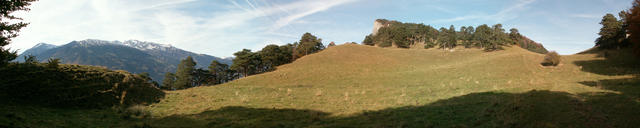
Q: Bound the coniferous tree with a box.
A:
[231,49,261,77]
[362,34,374,46]
[437,27,448,48]
[447,25,457,49]
[23,55,37,64]
[46,58,60,69]
[162,72,176,90]
[596,13,625,49]
[209,60,230,84]
[139,72,159,88]
[260,44,292,71]
[192,68,212,86]
[293,33,324,59]
[0,0,37,66]
[466,26,475,40]
[174,56,196,89]
[473,24,492,48]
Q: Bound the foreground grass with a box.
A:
[3,44,640,127]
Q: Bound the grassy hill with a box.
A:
[4,44,639,127]
[143,44,640,127]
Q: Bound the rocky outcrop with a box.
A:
[372,19,391,36]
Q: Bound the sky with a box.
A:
[6,0,635,57]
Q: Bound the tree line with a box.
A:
[363,19,548,54]
[161,32,325,90]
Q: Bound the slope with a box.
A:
[37,40,171,82]
[14,43,56,62]
[144,44,640,127]
[5,44,639,127]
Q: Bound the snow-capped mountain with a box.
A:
[119,40,173,51]
[17,39,232,82]
[15,43,57,62]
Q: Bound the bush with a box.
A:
[120,105,151,119]
[424,42,436,49]
[541,51,561,66]
[46,58,60,68]
[328,42,336,47]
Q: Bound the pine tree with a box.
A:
[231,49,261,77]
[162,72,176,90]
[362,34,374,46]
[0,0,37,66]
[596,13,625,49]
[209,60,229,84]
[473,24,491,48]
[448,25,457,49]
[293,33,324,59]
[174,56,196,89]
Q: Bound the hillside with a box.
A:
[142,44,639,127]
[3,44,639,127]
[16,39,232,82]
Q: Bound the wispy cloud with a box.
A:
[227,0,359,31]
[9,0,358,57]
[570,14,602,19]
[433,0,537,23]
[269,0,358,31]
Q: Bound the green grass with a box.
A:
[3,44,640,127]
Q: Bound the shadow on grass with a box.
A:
[574,47,640,99]
[573,48,640,76]
[141,90,640,128]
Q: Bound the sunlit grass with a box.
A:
[4,44,639,127]
[150,44,628,117]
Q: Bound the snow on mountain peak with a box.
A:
[32,43,57,49]
[73,39,174,51]
[119,40,174,51]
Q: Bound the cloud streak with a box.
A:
[9,0,357,57]
[433,0,537,23]
[570,14,602,19]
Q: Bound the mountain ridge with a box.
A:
[17,39,232,82]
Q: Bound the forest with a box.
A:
[363,19,549,54]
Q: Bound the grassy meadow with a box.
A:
[3,44,640,127]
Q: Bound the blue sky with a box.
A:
[8,0,634,57]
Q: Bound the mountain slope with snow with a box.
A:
[17,39,232,82]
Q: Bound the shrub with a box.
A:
[378,40,392,47]
[121,105,151,119]
[541,51,561,66]
[328,42,336,47]
[46,58,60,68]
[424,42,436,49]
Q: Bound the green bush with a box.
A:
[541,51,561,66]
[46,58,60,68]
[424,42,436,49]
[121,105,151,119]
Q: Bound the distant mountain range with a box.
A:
[16,39,232,82]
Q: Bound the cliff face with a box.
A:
[372,19,391,36]
[372,20,383,36]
